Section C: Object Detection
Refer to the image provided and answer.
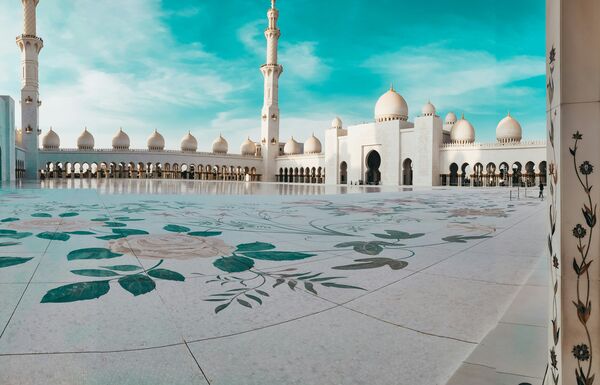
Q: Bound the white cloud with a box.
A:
[363,44,544,112]
[0,0,243,149]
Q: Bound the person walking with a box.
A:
[538,182,544,199]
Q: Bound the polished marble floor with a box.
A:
[0,181,547,385]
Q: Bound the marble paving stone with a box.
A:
[524,257,550,287]
[258,255,415,304]
[495,372,543,385]
[0,345,209,385]
[0,282,183,354]
[153,273,336,342]
[445,362,497,385]
[464,322,547,378]
[0,284,27,332]
[500,284,549,327]
[0,184,548,384]
[0,252,42,284]
[189,307,473,385]
[346,273,519,343]
[424,251,542,285]
[30,250,142,284]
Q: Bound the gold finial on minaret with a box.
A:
[271,0,276,9]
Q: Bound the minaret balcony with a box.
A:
[16,34,43,43]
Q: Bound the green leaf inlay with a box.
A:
[118,274,156,296]
[164,224,191,233]
[213,256,255,273]
[147,268,185,281]
[235,242,276,252]
[37,232,70,242]
[41,281,110,303]
[70,269,120,277]
[0,256,33,268]
[241,251,315,261]
[67,248,123,261]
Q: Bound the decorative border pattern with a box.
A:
[547,44,561,385]
[569,132,595,385]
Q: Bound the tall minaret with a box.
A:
[260,0,283,182]
[16,0,43,180]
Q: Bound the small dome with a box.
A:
[212,134,229,154]
[283,137,302,155]
[180,131,197,152]
[450,115,475,143]
[331,116,343,129]
[421,101,436,116]
[42,127,60,149]
[374,86,408,122]
[240,137,257,156]
[112,128,130,150]
[444,112,457,125]
[496,113,522,143]
[304,134,322,154]
[77,127,94,150]
[147,129,165,151]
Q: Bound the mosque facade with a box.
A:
[0,0,546,187]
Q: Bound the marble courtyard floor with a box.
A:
[0,181,547,385]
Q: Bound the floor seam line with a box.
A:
[184,340,211,384]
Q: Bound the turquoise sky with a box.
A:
[0,0,546,149]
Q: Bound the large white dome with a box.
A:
[374,87,408,122]
[450,115,475,143]
[42,128,60,149]
[77,127,94,150]
[331,116,343,129]
[212,134,228,154]
[421,101,436,116]
[240,137,257,156]
[180,131,197,152]
[283,137,302,155]
[147,129,165,151]
[496,113,522,143]
[304,134,322,154]
[112,128,130,150]
[444,112,457,125]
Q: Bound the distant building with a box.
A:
[2,0,545,187]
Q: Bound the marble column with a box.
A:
[546,1,600,384]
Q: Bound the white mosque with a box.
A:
[0,0,546,187]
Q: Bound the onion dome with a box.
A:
[112,128,130,150]
[304,134,322,154]
[496,113,522,143]
[147,129,165,151]
[240,137,257,156]
[421,101,436,116]
[374,86,408,122]
[331,116,343,129]
[212,134,229,154]
[77,127,94,150]
[444,112,457,125]
[42,127,60,149]
[450,114,475,143]
[283,137,302,155]
[180,131,197,152]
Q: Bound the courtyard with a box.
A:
[0,181,546,384]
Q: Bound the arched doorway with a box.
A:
[402,158,413,185]
[449,163,458,186]
[340,161,348,184]
[365,150,381,185]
